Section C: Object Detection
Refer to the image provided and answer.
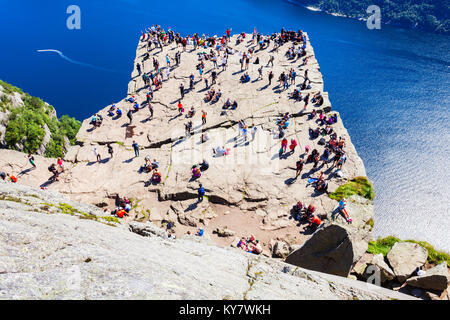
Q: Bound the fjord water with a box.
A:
[1,0,449,251]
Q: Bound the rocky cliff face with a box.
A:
[0,181,415,300]
[0,30,391,299]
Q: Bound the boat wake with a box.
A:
[37,49,117,73]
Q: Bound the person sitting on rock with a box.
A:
[305,204,315,219]
[231,100,238,110]
[204,89,215,102]
[199,159,209,171]
[192,165,202,179]
[187,106,196,118]
[108,104,116,116]
[308,214,322,229]
[212,89,222,102]
[292,201,304,220]
[239,72,251,83]
[237,237,247,250]
[116,107,122,117]
[223,98,232,109]
[151,169,162,183]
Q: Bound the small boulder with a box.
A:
[272,241,290,259]
[387,242,428,282]
[406,262,449,291]
[213,227,236,238]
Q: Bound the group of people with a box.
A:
[236,234,263,255]
[292,202,323,229]
[111,195,132,218]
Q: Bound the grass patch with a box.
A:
[365,218,374,231]
[367,236,450,267]
[329,176,374,201]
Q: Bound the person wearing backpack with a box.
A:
[198,184,205,202]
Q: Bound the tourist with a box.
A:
[295,158,303,179]
[339,198,352,223]
[94,147,101,163]
[57,158,64,172]
[108,144,114,159]
[198,184,205,202]
[202,110,207,125]
[26,153,36,169]
[127,109,133,124]
[132,141,140,157]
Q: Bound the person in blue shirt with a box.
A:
[198,183,205,202]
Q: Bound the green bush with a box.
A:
[329,176,374,201]
[2,79,81,157]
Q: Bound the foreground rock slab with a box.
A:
[0,182,415,300]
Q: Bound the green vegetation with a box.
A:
[329,176,374,201]
[300,0,450,34]
[1,79,81,158]
[367,236,450,266]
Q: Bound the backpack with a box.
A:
[198,187,205,196]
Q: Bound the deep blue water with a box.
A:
[1,0,449,251]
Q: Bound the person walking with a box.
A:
[132,141,140,157]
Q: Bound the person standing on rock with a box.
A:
[136,63,141,76]
[198,184,205,202]
[267,55,274,67]
[251,126,257,141]
[165,54,171,68]
[148,103,154,119]
[26,153,36,169]
[94,147,101,163]
[108,144,114,159]
[268,71,274,85]
[295,158,304,179]
[179,83,185,99]
[202,110,207,125]
[222,55,227,71]
[257,66,263,80]
[127,109,133,124]
[132,141,140,157]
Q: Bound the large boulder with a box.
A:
[285,195,373,277]
[387,242,428,282]
[406,262,449,291]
